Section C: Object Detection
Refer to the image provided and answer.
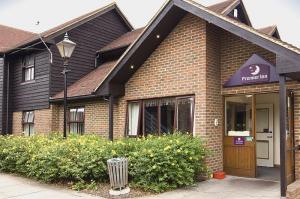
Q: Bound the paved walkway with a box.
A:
[0,173,101,199]
[138,176,281,199]
[0,173,281,199]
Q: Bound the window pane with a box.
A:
[69,109,77,122]
[30,67,34,80]
[28,56,34,66]
[160,102,175,134]
[70,123,84,135]
[25,68,31,81]
[69,108,85,134]
[225,95,252,136]
[29,124,35,136]
[128,103,140,136]
[70,123,78,134]
[177,98,193,133]
[23,124,30,136]
[23,112,28,123]
[28,111,34,123]
[144,104,158,135]
[77,108,84,122]
[78,123,84,135]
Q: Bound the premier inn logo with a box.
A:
[240,64,270,84]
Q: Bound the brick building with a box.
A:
[1,0,300,197]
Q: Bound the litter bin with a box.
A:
[107,158,130,195]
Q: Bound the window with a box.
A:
[23,111,34,136]
[69,108,85,134]
[22,55,35,82]
[225,95,253,137]
[233,9,238,18]
[177,98,193,133]
[126,96,194,136]
[128,102,141,136]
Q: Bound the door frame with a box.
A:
[255,104,274,167]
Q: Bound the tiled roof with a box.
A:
[258,25,277,36]
[208,0,239,14]
[0,24,37,53]
[98,28,144,53]
[51,60,117,99]
[3,3,132,53]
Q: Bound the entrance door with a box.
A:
[286,92,295,185]
[224,95,256,178]
[256,104,274,167]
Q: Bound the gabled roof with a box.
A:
[208,0,252,26]
[208,0,239,14]
[98,28,144,53]
[0,24,37,53]
[4,3,133,54]
[258,25,280,39]
[51,60,118,100]
[93,0,300,95]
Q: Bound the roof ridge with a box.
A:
[40,2,117,38]
[4,2,133,54]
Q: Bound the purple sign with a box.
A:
[234,137,245,145]
[240,64,270,84]
[224,54,279,87]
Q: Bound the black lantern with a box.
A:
[56,33,76,138]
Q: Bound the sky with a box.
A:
[0,0,299,47]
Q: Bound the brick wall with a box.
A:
[114,14,225,172]
[55,100,110,138]
[115,13,207,139]
[12,100,110,137]
[205,24,223,171]
[12,106,57,135]
[12,112,22,135]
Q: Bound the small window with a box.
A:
[233,9,238,18]
[128,102,141,136]
[22,55,35,82]
[22,111,34,136]
[69,108,85,134]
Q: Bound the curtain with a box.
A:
[128,103,140,136]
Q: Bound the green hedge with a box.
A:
[0,133,208,192]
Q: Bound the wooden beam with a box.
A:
[279,75,287,197]
[109,95,114,141]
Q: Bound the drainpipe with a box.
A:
[109,95,114,141]
[279,75,287,197]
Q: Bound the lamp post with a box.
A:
[56,33,76,138]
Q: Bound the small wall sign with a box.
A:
[234,137,245,145]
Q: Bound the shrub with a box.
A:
[0,133,208,192]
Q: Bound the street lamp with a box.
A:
[56,33,76,138]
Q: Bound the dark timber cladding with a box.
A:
[279,75,287,197]
[49,10,131,97]
[10,49,51,111]
[0,58,4,133]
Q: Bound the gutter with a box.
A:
[49,94,106,103]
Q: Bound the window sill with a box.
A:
[20,80,36,85]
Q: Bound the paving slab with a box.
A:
[138,176,281,199]
[0,173,102,199]
[0,173,281,199]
